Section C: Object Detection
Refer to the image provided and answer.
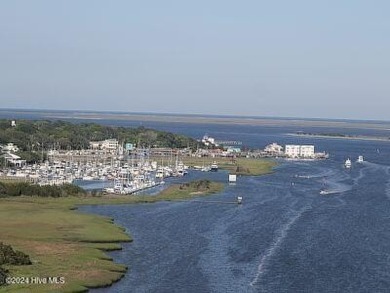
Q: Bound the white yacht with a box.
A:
[345,158,352,168]
[357,155,364,163]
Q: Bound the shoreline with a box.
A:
[0,181,225,292]
[1,159,275,292]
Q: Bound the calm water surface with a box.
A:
[78,123,390,293]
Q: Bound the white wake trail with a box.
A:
[250,206,310,287]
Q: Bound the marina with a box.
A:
[0,152,190,194]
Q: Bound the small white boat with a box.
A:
[357,155,364,163]
[345,158,352,168]
[210,161,219,172]
[201,166,211,172]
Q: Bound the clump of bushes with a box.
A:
[0,243,31,266]
[0,182,86,198]
[235,166,250,174]
[0,242,31,286]
[179,180,211,191]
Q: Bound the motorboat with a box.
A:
[210,161,219,172]
[344,158,352,168]
[357,155,364,163]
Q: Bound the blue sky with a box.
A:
[0,1,389,120]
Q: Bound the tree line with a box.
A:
[0,119,201,163]
[0,182,86,198]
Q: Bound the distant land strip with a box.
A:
[3,109,390,130]
[290,133,390,142]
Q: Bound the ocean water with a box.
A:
[76,122,390,293]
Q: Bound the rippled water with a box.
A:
[79,126,390,293]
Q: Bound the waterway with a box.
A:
[3,111,390,292]
[75,121,390,293]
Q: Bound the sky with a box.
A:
[0,0,389,120]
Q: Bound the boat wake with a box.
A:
[386,167,390,200]
[353,161,390,200]
[317,166,353,195]
[322,180,352,195]
[296,169,334,179]
[250,206,310,288]
[352,164,370,185]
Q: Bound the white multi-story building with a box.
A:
[299,145,315,158]
[101,139,119,150]
[89,139,119,151]
[285,145,301,158]
[285,145,315,158]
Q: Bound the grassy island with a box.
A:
[182,157,276,176]
[0,179,224,292]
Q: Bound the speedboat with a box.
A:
[210,161,219,172]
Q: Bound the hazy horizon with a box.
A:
[1,1,389,120]
[1,107,390,124]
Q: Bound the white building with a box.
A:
[264,143,283,155]
[1,153,26,166]
[101,139,119,151]
[2,143,19,153]
[89,141,101,149]
[201,135,218,147]
[299,145,315,158]
[89,139,119,152]
[285,145,315,158]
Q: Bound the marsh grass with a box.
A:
[0,179,225,292]
[181,157,276,176]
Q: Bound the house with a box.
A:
[201,135,218,147]
[1,153,26,167]
[226,146,241,154]
[264,143,284,155]
[2,143,19,153]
